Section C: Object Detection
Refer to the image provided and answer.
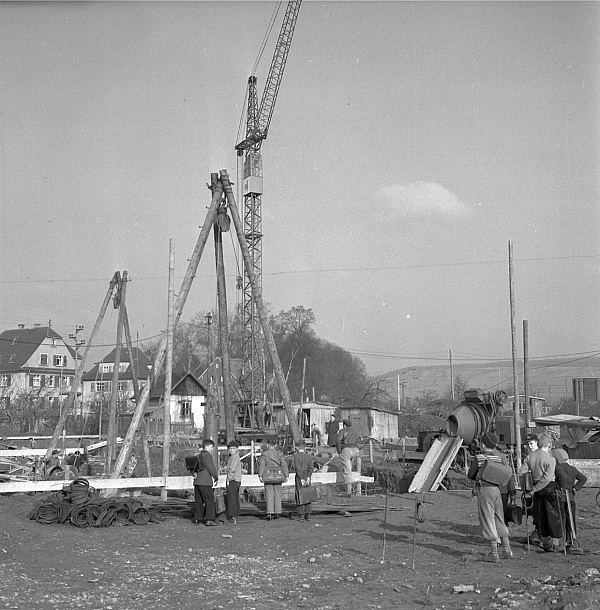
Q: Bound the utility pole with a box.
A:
[161,240,175,500]
[508,240,522,469]
[107,271,126,474]
[213,193,235,442]
[204,310,219,454]
[523,320,530,431]
[69,325,85,415]
[449,349,455,400]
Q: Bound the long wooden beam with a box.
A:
[111,176,224,477]
[0,471,375,494]
[220,170,301,444]
[45,273,120,461]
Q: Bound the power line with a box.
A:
[1,253,598,285]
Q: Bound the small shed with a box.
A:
[338,406,399,440]
[271,400,338,439]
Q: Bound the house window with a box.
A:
[119,363,128,373]
[118,381,128,392]
[101,363,113,374]
[46,375,55,388]
[31,374,41,387]
[54,354,65,367]
[63,376,72,387]
[180,400,191,417]
[0,397,9,409]
[8,354,16,363]
[40,353,48,366]
[95,381,111,392]
[0,375,10,387]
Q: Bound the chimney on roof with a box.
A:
[18,324,25,329]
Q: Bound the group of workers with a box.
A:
[188,413,361,526]
[468,431,587,562]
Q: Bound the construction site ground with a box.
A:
[1,485,599,610]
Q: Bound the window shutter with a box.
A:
[41,375,45,387]
[7,375,11,386]
[29,374,34,387]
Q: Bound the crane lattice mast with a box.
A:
[235,0,302,406]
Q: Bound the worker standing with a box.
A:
[337,420,359,497]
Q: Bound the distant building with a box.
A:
[338,405,400,440]
[572,378,600,402]
[81,347,153,413]
[501,395,548,428]
[0,325,76,409]
[270,400,338,439]
[147,371,207,436]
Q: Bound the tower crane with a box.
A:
[235,0,302,410]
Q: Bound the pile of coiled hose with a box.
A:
[29,478,161,528]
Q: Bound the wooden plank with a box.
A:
[0,449,84,458]
[0,471,374,495]
[409,436,462,493]
[428,437,463,492]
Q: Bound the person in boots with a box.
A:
[291,441,315,521]
[193,439,219,526]
[468,438,514,562]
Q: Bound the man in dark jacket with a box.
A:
[327,414,339,447]
[193,439,219,526]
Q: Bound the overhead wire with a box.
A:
[2,253,598,286]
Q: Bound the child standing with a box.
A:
[291,441,315,521]
[193,439,219,526]
[226,440,242,525]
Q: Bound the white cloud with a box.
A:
[377,181,470,218]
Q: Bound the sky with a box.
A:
[1,0,599,378]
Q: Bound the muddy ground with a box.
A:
[1,482,599,610]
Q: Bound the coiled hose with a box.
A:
[29,478,160,528]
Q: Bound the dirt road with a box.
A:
[1,487,599,610]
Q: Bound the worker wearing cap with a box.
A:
[225,440,242,525]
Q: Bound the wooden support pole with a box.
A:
[220,170,302,444]
[111,176,223,477]
[356,455,362,495]
[107,271,126,473]
[45,273,119,462]
[508,241,522,469]
[523,319,530,431]
[122,304,152,477]
[214,204,234,442]
[381,490,388,563]
[161,239,175,500]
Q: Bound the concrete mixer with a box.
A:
[446,388,516,447]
